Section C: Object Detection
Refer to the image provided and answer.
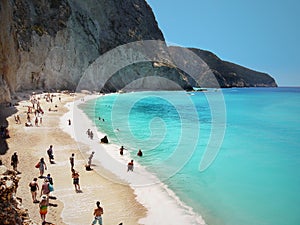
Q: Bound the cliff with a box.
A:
[0,0,277,103]
[187,48,277,88]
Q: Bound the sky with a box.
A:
[146,0,300,86]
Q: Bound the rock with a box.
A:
[100,135,109,144]
[0,0,277,103]
[0,167,36,224]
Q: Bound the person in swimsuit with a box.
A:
[38,158,47,178]
[91,201,104,225]
[39,195,48,223]
[29,178,39,203]
[71,169,80,192]
[40,178,50,198]
[127,160,134,172]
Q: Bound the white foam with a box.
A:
[60,94,206,225]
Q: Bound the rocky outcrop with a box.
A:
[0,0,277,103]
[187,48,277,87]
[0,166,36,225]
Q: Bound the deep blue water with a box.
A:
[81,87,300,225]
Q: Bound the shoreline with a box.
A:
[71,94,206,224]
[1,92,146,225]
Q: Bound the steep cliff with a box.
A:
[0,0,277,103]
[0,0,165,102]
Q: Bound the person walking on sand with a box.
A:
[71,169,81,192]
[40,178,50,197]
[39,195,49,223]
[29,178,39,203]
[69,153,75,170]
[88,152,94,167]
[91,201,104,225]
[11,151,19,172]
[38,158,47,178]
[47,145,54,163]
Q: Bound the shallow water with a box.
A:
[81,87,300,225]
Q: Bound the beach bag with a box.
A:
[48,183,54,192]
[35,162,40,168]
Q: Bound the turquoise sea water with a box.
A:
[81,87,300,225]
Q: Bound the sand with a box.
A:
[0,92,146,225]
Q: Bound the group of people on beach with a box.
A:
[86,129,94,140]
[3,92,142,225]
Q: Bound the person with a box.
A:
[40,178,50,198]
[71,169,80,192]
[27,113,31,122]
[29,178,39,203]
[46,174,54,196]
[119,146,125,156]
[127,160,134,172]
[35,117,39,126]
[86,129,91,138]
[86,152,95,170]
[11,152,19,172]
[91,201,104,225]
[39,195,49,223]
[47,145,54,163]
[46,174,53,185]
[68,119,71,126]
[16,115,21,124]
[25,121,33,127]
[137,149,143,157]
[90,131,94,140]
[69,153,75,170]
[38,158,47,178]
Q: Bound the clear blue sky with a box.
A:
[146,0,300,86]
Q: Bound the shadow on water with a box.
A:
[0,103,17,155]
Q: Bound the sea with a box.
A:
[79,87,300,225]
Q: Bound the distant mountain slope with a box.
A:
[188,48,277,87]
[0,0,277,103]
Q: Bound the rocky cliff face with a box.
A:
[0,166,35,225]
[0,0,277,103]
[187,48,277,88]
[0,0,164,102]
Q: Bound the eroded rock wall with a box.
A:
[0,0,165,102]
